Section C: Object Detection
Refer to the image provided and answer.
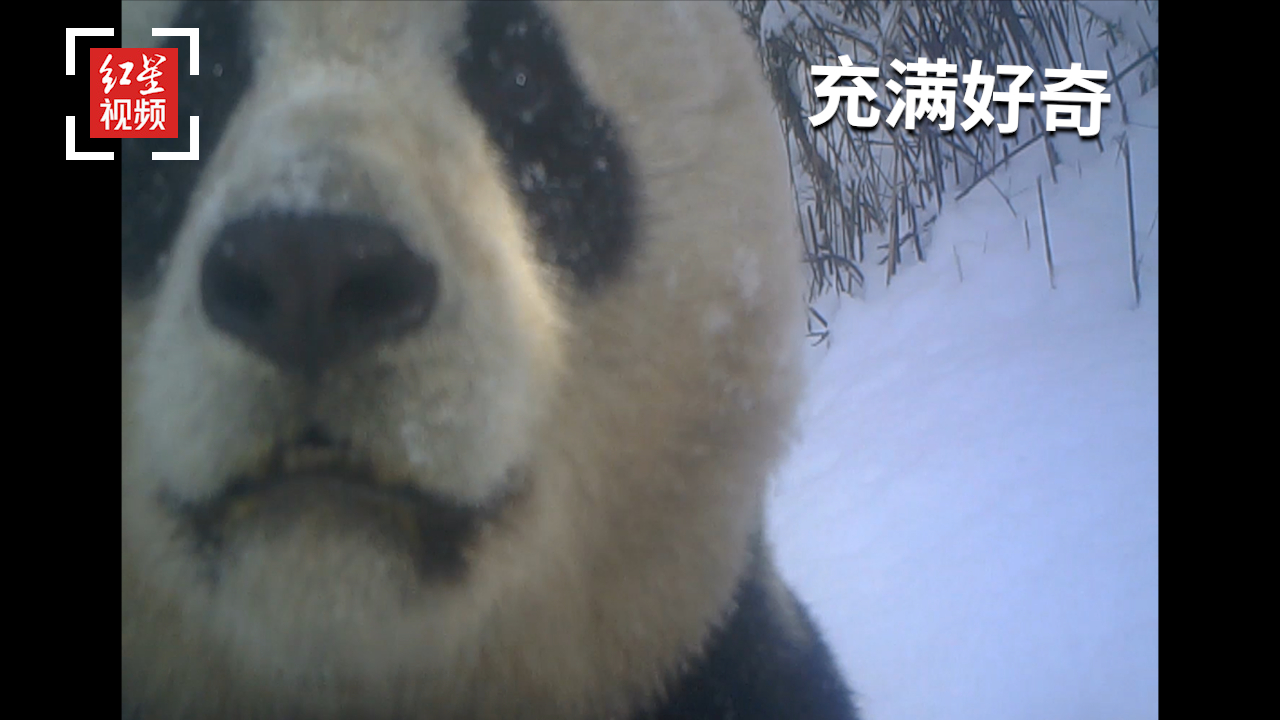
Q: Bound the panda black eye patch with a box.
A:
[454,0,639,291]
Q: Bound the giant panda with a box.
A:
[121,2,859,718]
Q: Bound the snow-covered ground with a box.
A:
[768,82,1159,720]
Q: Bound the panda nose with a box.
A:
[200,213,438,379]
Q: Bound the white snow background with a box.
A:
[764,10,1159,720]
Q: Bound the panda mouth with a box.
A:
[234,429,378,494]
[165,427,508,579]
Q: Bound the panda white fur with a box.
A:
[121,2,859,718]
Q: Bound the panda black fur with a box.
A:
[120,2,860,719]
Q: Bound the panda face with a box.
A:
[122,2,806,717]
